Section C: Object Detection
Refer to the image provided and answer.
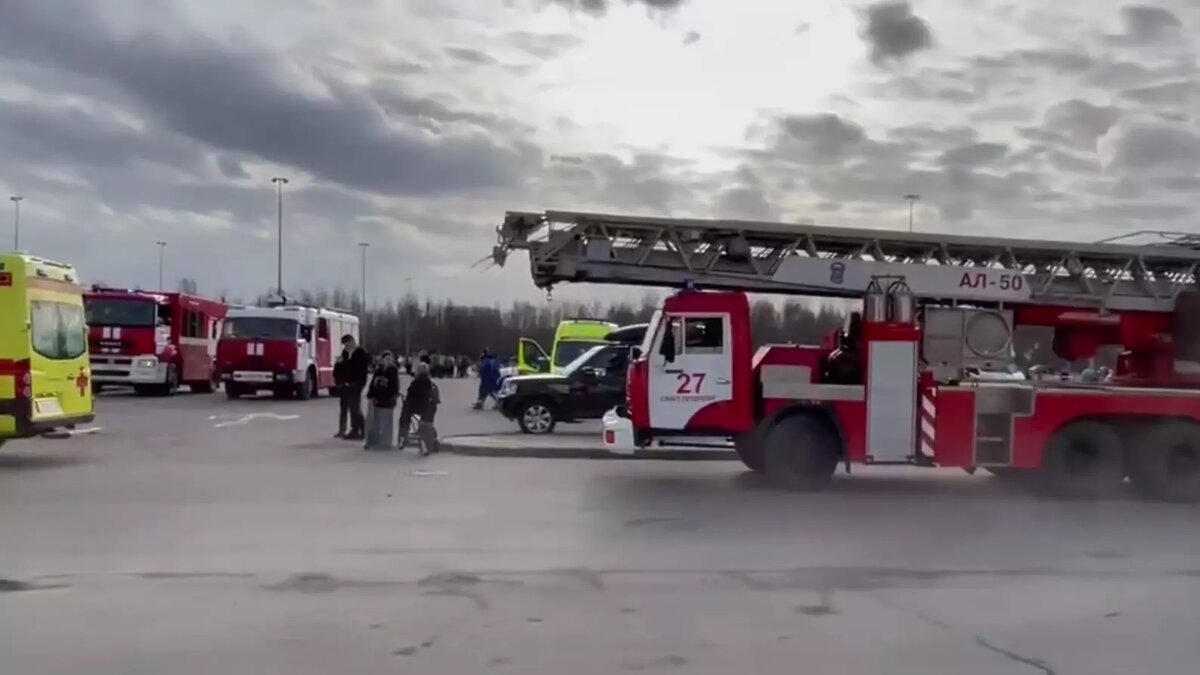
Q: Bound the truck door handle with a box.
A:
[663,369,683,374]
[716,378,731,385]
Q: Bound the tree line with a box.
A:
[208,280,1070,367]
[238,286,848,358]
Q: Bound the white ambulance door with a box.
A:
[647,313,734,431]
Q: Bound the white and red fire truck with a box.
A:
[494,210,1200,501]
[216,300,358,399]
[85,288,228,395]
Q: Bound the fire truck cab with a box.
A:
[216,301,358,400]
[496,210,1200,501]
[85,288,228,395]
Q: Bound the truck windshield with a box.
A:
[84,298,157,327]
[222,317,298,340]
[553,340,598,368]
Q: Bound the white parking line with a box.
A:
[40,426,104,439]
[209,413,301,428]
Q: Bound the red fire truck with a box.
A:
[84,288,228,395]
[494,210,1200,501]
[216,300,358,399]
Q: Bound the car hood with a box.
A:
[508,373,569,385]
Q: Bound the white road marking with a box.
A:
[410,470,448,477]
[210,413,300,428]
[39,426,104,439]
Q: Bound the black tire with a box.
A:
[295,369,316,400]
[1128,420,1200,502]
[192,375,215,394]
[516,398,557,434]
[762,412,841,491]
[734,425,766,473]
[225,384,243,400]
[1038,420,1126,499]
[156,364,180,397]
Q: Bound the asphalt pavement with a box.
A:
[2,378,1200,674]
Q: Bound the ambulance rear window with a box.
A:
[31,301,87,361]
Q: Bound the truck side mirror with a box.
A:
[630,346,642,360]
[659,321,676,363]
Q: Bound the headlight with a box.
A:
[499,380,517,397]
[136,358,158,369]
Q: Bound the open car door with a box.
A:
[517,337,550,374]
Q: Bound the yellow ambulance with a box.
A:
[0,253,94,447]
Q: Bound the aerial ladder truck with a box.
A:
[492,210,1200,501]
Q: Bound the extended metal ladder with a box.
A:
[493,210,1200,313]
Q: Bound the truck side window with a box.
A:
[684,317,724,353]
[318,318,330,340]
[185,311,202,338]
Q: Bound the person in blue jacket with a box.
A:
[474,349,501,410]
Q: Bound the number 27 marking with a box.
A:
[676,372,705,395]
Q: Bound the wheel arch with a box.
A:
[761,403,846,458]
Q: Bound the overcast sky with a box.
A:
[2,0,1199,304]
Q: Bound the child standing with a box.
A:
[364,351,401,450]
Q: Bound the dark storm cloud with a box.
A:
[777,113,868,160]
[1118,5,1183,43]
[505,31,583,60]
[937,142,1008,168]
[0,97,204,172]
[0,0,538,198]
[860,2,933,64]
[216,155,250,180]
[1120,80,1200,104]
[545,152,690,212]
[550,0,687,16]
[1100,120,1200,172]
[445,46,498,66]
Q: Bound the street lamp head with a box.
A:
[904,193,920,201]
[272,176,289,185]
[10,196,21,202]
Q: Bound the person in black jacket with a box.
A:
[334,334,370,440]
[364,351,401,450]
[398,361,440,455]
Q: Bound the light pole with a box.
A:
[271,177,288,294]
[904,193,920,233]
[357,242,369,312]
[10,196,22,250]
[156,241,167,289]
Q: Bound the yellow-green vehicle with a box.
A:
[517,319,619,375]
[0,253,94,447]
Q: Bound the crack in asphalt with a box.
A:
[872,594,1056,675]
[973,636,1056,675]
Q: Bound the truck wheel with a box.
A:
[192,371,218,394]
[1129,420,1200,502]
[734,426,766,473]
[763,412,840,490]
[156,364,179,396]
[295,370,316,400]
[1038,420,1125,499]
[307,368,319,399]
[517,398,557,434]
